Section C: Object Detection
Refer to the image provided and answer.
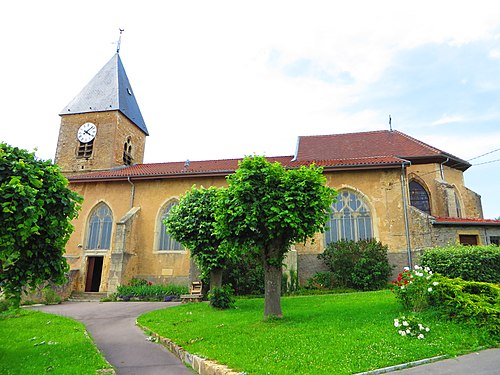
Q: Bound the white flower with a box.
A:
[403,321,409,326]
[427,287,433,292]
[414,265,421,270]
[418,323,424,330]
[417,334,425,339]
[406,329,411,334]
[399,330,406,336]
[403,266,410,271]
[394,319,400,327]
[432,281,439,286]
[425,327,430,332]
[400,286,405,289]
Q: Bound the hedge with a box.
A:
[420,245,500,283]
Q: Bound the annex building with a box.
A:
[55,53,500,293]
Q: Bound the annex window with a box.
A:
[409,181,431,214]
[489,236,500,246]
[77,140,94,159]
[325,190,373,244]
[158,201,184,251]
[123,137,133,166]
[459,234,478,246]
[86,203,113,250]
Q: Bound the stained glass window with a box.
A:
[158,201,184,251]
[86,203,113,250]
[409,181,430,214]
[325,190,373,244]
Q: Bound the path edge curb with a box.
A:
[137,321,244,375]
[354,355,447,374]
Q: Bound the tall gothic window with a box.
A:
[86,203,113,250]
[325,190,373,244]
[158,201,184,251]
[409,181,431,214]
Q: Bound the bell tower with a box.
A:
[55,53,149,174]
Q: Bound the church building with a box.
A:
[55,52,500,294]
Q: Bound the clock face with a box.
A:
[77,122,97,143]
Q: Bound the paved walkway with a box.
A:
[30,301,194,375]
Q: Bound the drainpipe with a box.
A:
[400,160,412,268]
[440,157,449,180]
[127,176,135,208]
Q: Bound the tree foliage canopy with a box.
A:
[216,155,337,317]
[0,143,82,306]
[164,186,231,280]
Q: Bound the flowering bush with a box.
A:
[394,315,430,339]
[391,265,437,311]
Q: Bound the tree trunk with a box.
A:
[210,267,223,290]
[263,255,283,319]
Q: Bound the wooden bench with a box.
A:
[180,281,203,303]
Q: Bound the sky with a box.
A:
[1,1,499,218]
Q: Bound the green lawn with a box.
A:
[0,309,112,375]
[138,290,497,374]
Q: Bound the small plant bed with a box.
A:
[115,278,188,302]
[138,290,498,374]
[0,308,112,374]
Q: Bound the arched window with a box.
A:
[86,203,113,250]
[325,190,373,244]
[158,201,183,251]
[409,181,430,214]
[123,137,133,166]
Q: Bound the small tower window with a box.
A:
[77,140,94,159]
[123,137,133,166]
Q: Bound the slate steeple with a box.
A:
[60,53,149,135]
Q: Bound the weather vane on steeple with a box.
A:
[116,28,125,54]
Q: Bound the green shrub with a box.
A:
[318,239,393,291]
[427,275,500,339]
[420,245,500,283]
[222,252,264,295]
[116,283,188,301]
[128,277,151,287]
[208,285,235,309]
[306,272,337,290]
[391,265,435,311]
[42,288,62,305]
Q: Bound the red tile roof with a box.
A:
[67,130,470,183]
[433,217,500,226]
[295,130,470,171]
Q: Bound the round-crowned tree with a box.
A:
[216,156,337,319]
[0,143,82,307]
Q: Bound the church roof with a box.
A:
[67,154,407,182]
[67,130,471,182]
[60,53,149,135]
[294,130,471,171]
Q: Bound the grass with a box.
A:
[0,308,113,375]
[138,290,498,374]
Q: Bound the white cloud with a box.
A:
[431,114,465,126]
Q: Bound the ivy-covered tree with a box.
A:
[0,143,82,307]
[216,156,337,318]
[164,186,231,290]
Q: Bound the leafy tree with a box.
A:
[216,156,337,318]
[165,186,231,290]
[0,143,82,307]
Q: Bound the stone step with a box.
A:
[69,292,108,302]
